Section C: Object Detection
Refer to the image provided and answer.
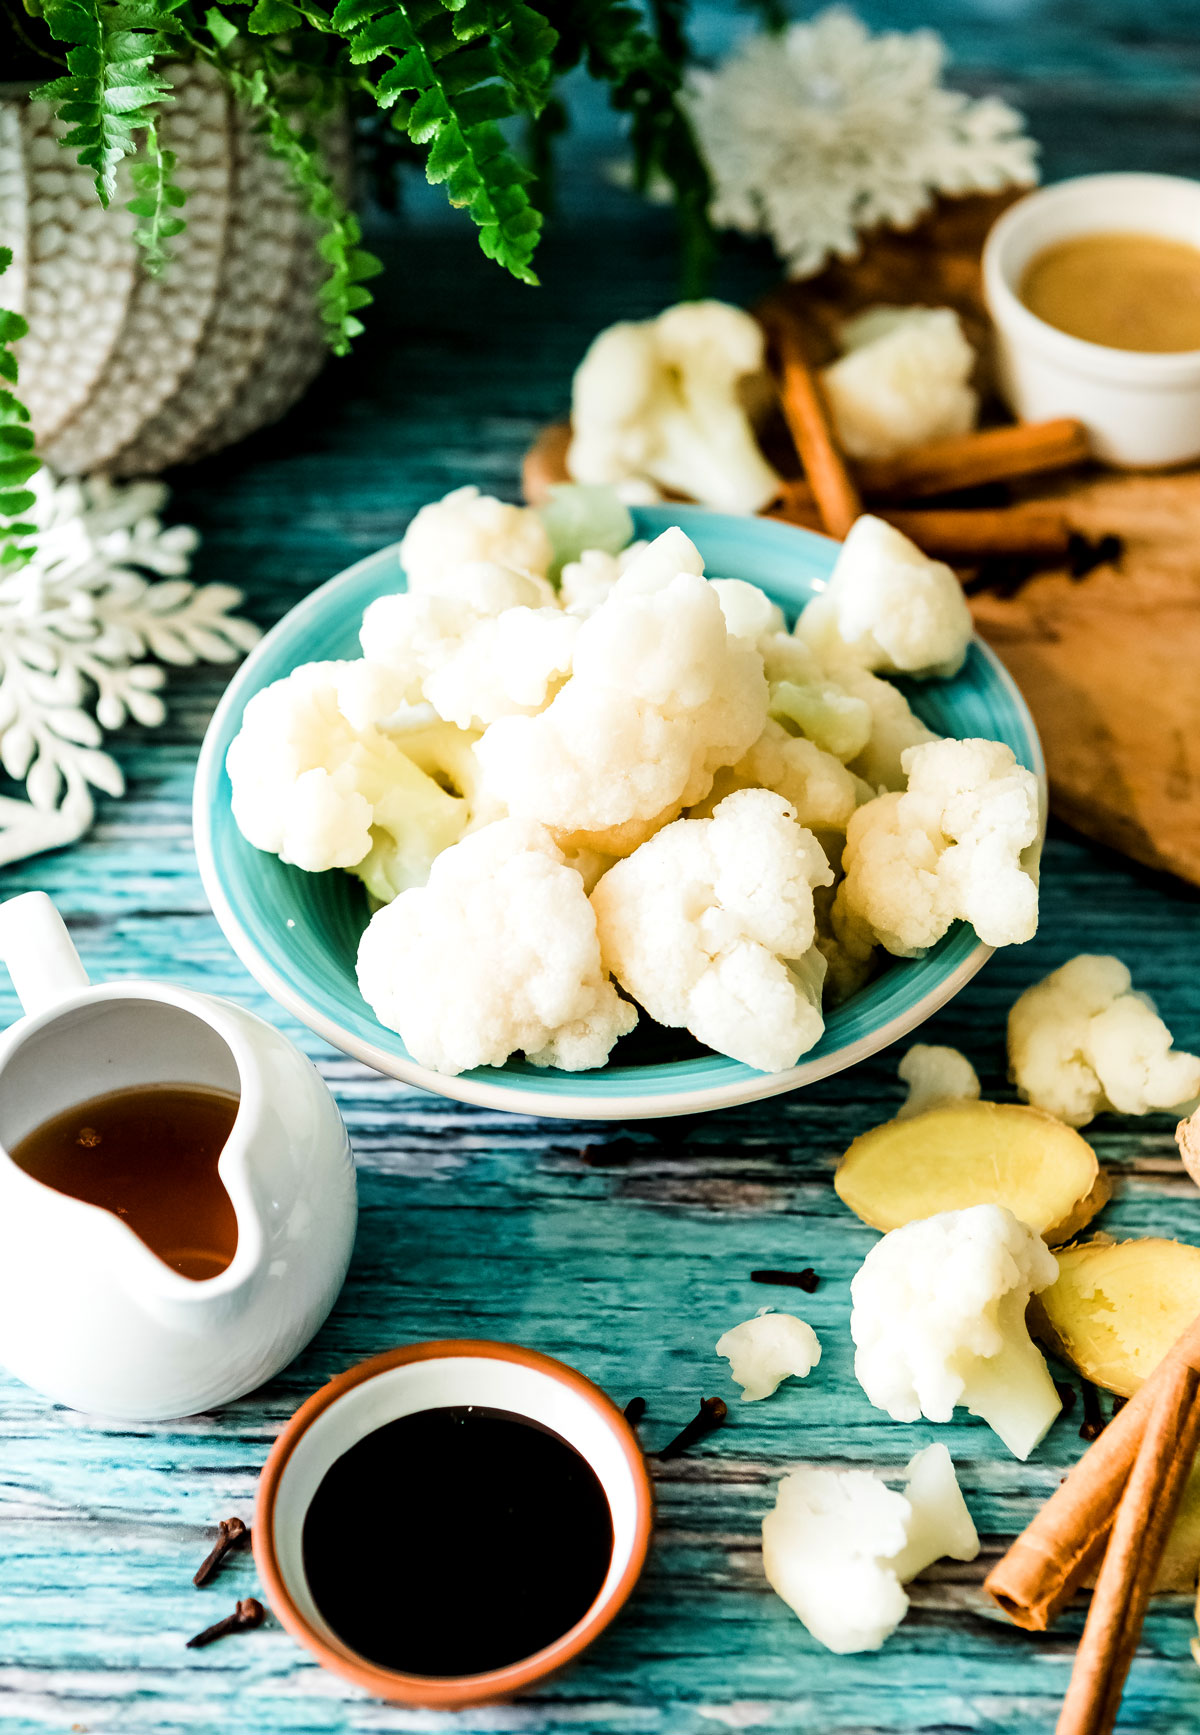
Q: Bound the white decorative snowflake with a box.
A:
[688,8,1038,279]
[0,468,260,865]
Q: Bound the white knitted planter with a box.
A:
[1,66,347,477]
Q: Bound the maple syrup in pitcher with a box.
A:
[9,1084,240,1281]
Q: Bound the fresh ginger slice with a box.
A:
[1030,1237,1200,1397]
[835,1101,1109,1245]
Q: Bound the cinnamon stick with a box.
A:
[856,418,1090,502]
[767,321,862,539]
[1055,1363,1200,1735]
[884,506,1071,561]
[768,497,1075,564]
[986,1307,1200,1630]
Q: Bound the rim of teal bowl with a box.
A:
[194,506,1046,1121]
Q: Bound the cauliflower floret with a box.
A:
[798,516,973,679]
[567,301,781,513]
[1009,955,1200,1127]
[225,661,477,897]
[361,565,578,732]
[699,719,869,836]
[710,577,787,642]
[356,818,637,1075]
[762,1443,979,1654]
[558,542,647,618]
[717,1312,821,1401]
[474,533,768,856]
[821,306,978,462]
[536,482,635,576]
[839,665,939,790]
[850,1203,1061,1459]
[399,487,553,591]
[708,580,875,766]
[898,1044,982,1119]
[591,789,833,1072]
[837,737,1040,956]
[769,676,874,764]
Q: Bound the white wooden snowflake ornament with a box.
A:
[688,8,1038,279]
[0,469,259,866]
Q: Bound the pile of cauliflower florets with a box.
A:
[227,484,1042,1076]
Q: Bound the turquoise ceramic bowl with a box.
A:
[194,507,1044,1120]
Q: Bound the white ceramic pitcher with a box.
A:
[0,892,357,1421]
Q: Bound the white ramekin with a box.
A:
[983,173,1200,467]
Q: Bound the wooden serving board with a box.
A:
[527,193,1200,889]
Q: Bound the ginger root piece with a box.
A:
[1031,1237,1200,1397]
[835,1101,1109,1245]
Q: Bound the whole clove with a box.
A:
[186,1596,265,1650]
[193,1516,251,1587]
[655,1396,728,1460]
[1079,1379,1106,1441]
[750,1267,820,1292]
[623,1396,647,1426]
[1054,1380,1078,1416]
[1068,530,1122,578]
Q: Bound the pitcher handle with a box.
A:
[0,893,91,1018]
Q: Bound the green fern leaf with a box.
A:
[35,0,175,211]
[0,250,37,572]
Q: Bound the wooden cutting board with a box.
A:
[526,194,1200,888]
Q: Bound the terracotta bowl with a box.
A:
[254,1340,654,1707]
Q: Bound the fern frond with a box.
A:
[198,41,384,354]
[0,249,38,573]
[34,0,180,209]
[126,123,187,274]
[331,0,550,283]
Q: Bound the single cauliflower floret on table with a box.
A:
[762,1443,979,1654]
[591,789,833,1072]
[897,1044,981,1119]
[717,1312,821,1401]
[837,737,1040,955]
[820,306,978,462]
[360,561,578,733]
[475,532,768,856]
[356,818,637,1076]
[798,515,973,679]
[398,486,553,591]
[850,1203,1061,1460]
[225,660,479,899]
[566,300,781,513]
[1008,955,1200,1127]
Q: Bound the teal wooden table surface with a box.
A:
[4,4,1200,1730]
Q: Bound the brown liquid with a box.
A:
[9,1085,239,1281]
[1019,232,1200,352]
